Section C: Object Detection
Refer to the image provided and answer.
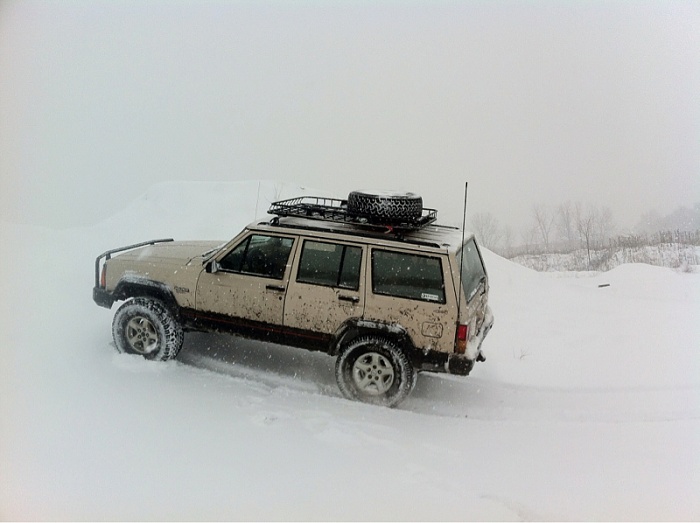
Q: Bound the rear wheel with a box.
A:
[112,298,183,361]
[335,336,416,407]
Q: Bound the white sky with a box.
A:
[1,0,698,231]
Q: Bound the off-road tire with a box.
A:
[335,336,416,407]
[347,191,423,224]
[112,298,184,361]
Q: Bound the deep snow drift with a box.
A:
[1,181,698,520]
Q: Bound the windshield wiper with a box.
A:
[201,243,226,259]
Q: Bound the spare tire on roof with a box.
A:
[347,190,423,224]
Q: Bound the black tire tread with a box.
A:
[335,335,416,407]
[347,191,423,224]
[112,297,184,361]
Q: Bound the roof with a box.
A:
[248,216,473,253]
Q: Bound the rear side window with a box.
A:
[296,241,362,290]
[371,250,445,303]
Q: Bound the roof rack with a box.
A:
[267,196,437,232]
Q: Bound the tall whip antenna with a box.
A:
[457,182,468,321]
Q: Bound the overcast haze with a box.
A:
[1,0,698,231]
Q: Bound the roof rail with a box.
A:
[266,219,443,248]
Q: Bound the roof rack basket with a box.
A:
[268,196,437,232]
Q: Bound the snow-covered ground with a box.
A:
[512,244,699,273]
[1,181,698,520]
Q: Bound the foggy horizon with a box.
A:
[1,1,698,233]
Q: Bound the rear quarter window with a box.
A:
[371,249,445,303]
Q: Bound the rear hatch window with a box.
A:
[456,238,486,302]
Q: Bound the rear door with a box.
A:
[284,238,365,334]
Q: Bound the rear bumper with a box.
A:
[414,351,475,376]
[415,312,494,377]
[446,354,476,376]
[93,287,114,309]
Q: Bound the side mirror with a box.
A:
[205,260,219,274]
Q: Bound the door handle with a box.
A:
[338,295,360,303]
[266,284,286,292]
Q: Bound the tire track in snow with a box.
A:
[405,374,700,423]
[175,333,699,424]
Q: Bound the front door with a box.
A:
[196,233,296,326]
[284,239,365,335]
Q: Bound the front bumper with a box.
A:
[93,287,114,309]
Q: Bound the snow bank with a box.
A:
[1,181,698,520]
[479,248,700,390]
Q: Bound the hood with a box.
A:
[115,240,223,266]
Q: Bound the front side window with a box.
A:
[296,240,362,290]
[219,234,294,280]
[456,238,487,301]
[371,250,445,303]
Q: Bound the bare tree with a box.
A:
[532,203,555,252]
[520,224,538,255]
[556,201,576,249]
[500,224,514,258]
[574,203,615,268]
[595,205,615,249]
[470,212,502,250]
[575,202,597,269]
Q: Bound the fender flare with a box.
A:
[112,276,180,314]
[331,318,416,357]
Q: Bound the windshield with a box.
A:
[456,238,486,302]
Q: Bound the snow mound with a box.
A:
[589,262,699,302]
[95,180,328,242]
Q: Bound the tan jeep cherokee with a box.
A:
[93,192,494,406]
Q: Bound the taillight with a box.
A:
[100,265,106,288]
[455,323,469,354]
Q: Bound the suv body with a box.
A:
[94,197,494,406]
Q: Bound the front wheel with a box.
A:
[112,298,183,361]
[335,336,416,407]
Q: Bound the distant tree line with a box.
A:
[609,230,700,250]
[635,203,700,234]
[470,202,700,271]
